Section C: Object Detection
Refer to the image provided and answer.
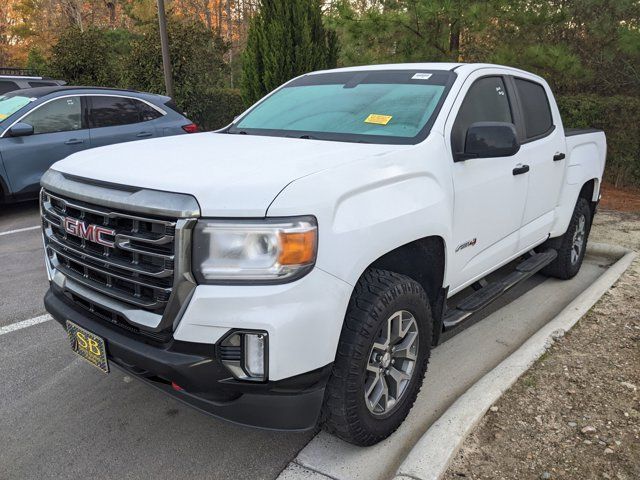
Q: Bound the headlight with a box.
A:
[193,216,317,284]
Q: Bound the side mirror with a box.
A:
[456,122,520,161]
[8,122,34,138]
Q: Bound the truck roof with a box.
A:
[312,62,464,74]
[310,62,543,82]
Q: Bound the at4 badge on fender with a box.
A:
[456,238,477,253]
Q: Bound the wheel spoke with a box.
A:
[368,375,388,412]
[365,371,381,397]
[386,366,410,397]
[393,330,418,361]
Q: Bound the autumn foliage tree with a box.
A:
[241,0,338,105]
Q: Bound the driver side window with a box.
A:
[22,96,82,135]
[452,77,512,155]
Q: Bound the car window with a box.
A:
[134,99,163,122]
[28,81,58,88]
[22,96,82,134]
[452,76,513,155]
[514,78,553,139]
[0,95,31,122]
[0,81,20,95]
[232,70,454,144]
[90,96,141,128]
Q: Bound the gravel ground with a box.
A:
[444,208,640,480]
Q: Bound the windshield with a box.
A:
[231,70,455,144]
[0,95,32,122]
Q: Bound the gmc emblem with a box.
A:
[63,217,115,247]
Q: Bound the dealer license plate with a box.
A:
[66,321,109,373]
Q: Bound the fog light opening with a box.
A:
[220,330,268,382]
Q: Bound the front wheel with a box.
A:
[542,197,592,279]
[320,269,432,446]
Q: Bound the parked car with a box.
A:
[0,69,66,94]
[39,63,605,446]
[0,86,197,202]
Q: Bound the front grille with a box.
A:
[41,189,177,314]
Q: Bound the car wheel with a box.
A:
[321,268,432,446]
[542,197,592,280]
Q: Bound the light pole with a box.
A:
[157,0,174,98]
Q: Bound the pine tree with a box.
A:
[241,0,339,105]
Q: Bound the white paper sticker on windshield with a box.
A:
[412,73,432,80]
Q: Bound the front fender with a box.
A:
[267,138,453,287]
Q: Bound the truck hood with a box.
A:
[51,132,403,217]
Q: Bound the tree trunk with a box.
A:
[449,19,460,61]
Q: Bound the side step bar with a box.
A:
[442,249,558,330]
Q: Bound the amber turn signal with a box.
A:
[278,230,317,265]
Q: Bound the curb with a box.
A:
[393,243,636,480]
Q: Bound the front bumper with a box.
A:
[45,287,331,431]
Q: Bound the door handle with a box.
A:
[513,164,530,176]
[136,131,153,138]
[553,152,566,161]
[64,139,84,145]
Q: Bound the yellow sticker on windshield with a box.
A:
[364,114,392,125]
[0,114,7,120]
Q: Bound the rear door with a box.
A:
[87,95,159,148]
[509,76,566,250]
[446,73,530,293]
[0,95,89,196]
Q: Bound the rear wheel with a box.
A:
[542,197,592,279]
[321,268,432,446]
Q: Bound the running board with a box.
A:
[442,249,558,330]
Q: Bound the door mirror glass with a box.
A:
[456,122,520,161]
[8,122,34,138]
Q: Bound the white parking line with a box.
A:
[0,225,40,236]
[0,314,52,336]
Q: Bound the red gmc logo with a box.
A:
[63,217,115,247]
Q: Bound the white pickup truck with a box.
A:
[40,63,606,446]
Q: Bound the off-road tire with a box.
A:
[542,197,592,279]
[320,268,432,446]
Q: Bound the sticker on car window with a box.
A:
[412,73,432,80]
[364,114,393,125]
[0,113,7,120]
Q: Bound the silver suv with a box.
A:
[0,69,66,94]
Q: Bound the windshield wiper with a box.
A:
[285,133,319,140]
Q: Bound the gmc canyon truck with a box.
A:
[40,63,606,446]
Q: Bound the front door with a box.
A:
[446,74,529,294]
[1,95,89,196]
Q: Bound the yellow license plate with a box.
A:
[66,321,109,373]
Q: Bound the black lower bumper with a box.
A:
[45,287,330,431]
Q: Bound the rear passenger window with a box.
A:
[90,96,140,128]
[514,78,553,139]
[452,76,512,155]
[133,100,163,122]
[0,81,20,94]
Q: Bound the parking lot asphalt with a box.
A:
[0,201,49,327]
[0,201,614,480]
